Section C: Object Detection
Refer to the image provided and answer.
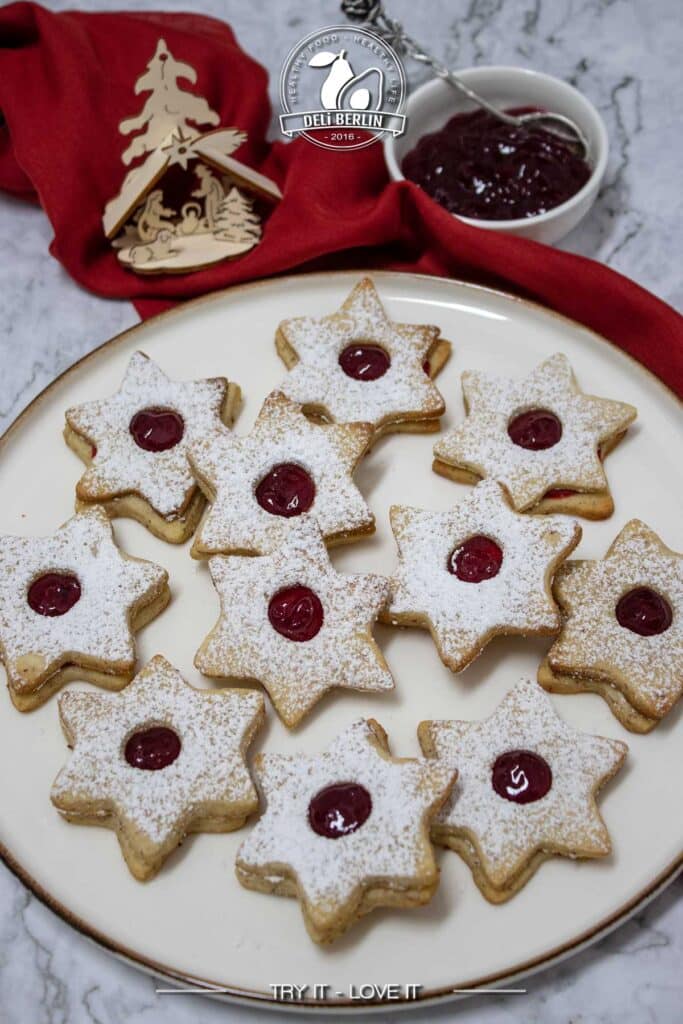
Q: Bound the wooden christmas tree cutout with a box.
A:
[103,38,281,275]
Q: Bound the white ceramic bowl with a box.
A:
[384,65,608,244]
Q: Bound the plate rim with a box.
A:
[1,269,681,1010]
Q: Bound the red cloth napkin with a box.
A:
[1,3,681,397]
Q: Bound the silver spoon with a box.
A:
[340,0,591,161]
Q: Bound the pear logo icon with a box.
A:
[279,26,406,151]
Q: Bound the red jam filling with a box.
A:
[401,107,591,221]
[268,585,324,642]
[27,573,81,617]
[308,782,372,839]
[339,344,391,381]
[615,587,672,637]
[255,463,315,518]
[508,408,562,450]
[492,750,552,804]
[545,488,576,499]
[449,535,503,583]
[129,408,185,452]
[124,726,181,770]
[422,358,431,375]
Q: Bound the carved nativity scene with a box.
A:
[103,39,282,274]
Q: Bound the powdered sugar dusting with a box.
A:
[66,351,231,518]
[434,353,637,510]
[550,520,683,717]
[278,278,445,427]
[197,519,392,725]
[237,720,455,915]
[189,391,374,555]
[0,508,168,694]
[386,479,580,671]
[422,679,627,886]
[52,655,264,846]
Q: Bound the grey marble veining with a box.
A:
[0,1,681,1021]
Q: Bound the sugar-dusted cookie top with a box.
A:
[195,519,393,727]
[0,508,168,709]
[547,519,683,722]
[384,478,581,672]
[419,679,627,898]
[276,277,449,432]
[433,353,637,512]
[236,718,456,943]
[65,351,237,525]
[189,391,375,557]
[52,655,265,880]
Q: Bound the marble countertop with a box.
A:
[0,1,681,1021]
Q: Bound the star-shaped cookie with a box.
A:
[0,508,169,711]
[195,519,393,727]
[189,391,375,558]
[418,679,627,902]
[382,479,581,673]
[433,353,637,518]
[275,277,451,436]
[539,520,683,733]
[51,655,265,880]
[65,351,241,543]
[236,718,456,943]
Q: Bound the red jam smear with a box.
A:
[27,573,81,617]
[508,408,562,450]
[308,782,372,839]
[255,463,315,518]
[402,107,591,221]
[545,488,576,499]
[124,726,181,770]
[129,408,184,452]
[615,587,672,637]
[492,750,552,804]
[339,344,391,381]
[449,535,503,583]
[268,585,324,642]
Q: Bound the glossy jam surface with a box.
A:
[615,587,673,637]
[268,585,324,642]
[124,726,181,771]
[308,782,372,839]
[402,107,591,221]
[492,750,552,804]
[27,573,81,617]
[508,408,562,450]
[449,535,503,583]
[545,488,576,499]
[129,408,185,452]
[339,344,391,381]
[255,463,315,518]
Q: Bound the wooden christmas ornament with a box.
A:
[104,38,281,275]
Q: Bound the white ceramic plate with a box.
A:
[0,271,680,1011]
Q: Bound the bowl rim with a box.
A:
[384,64,609,230]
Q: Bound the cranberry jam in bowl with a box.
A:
[384,66,608,244]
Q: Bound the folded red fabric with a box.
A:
[1,2,681,396]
